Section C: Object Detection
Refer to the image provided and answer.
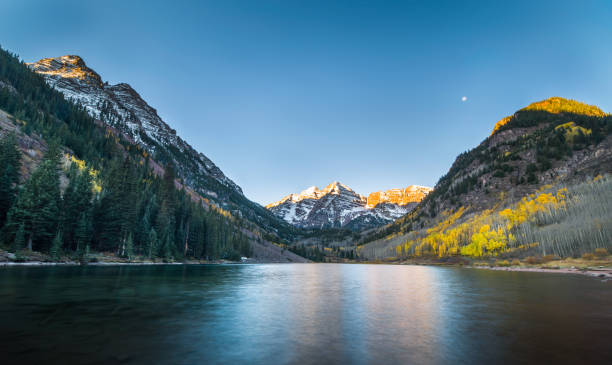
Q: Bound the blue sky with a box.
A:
[2,0,611,204]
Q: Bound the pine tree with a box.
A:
[61,165,93,250]
[78,243,90,265]
[155,165,177,250]
[148,228,158,259]
[118,158,139,253]
[0,132,21,226]
[29,145,62,251]
[162,233,172,261]
[49,231,63,261]
[4,145,61,251]
[74,212,91,253]
[125,233,134,260]
[94,157,137,252]
[12,223,25,252]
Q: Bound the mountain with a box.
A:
[28,55,241,194]
[27,55,297,241]
[0,48,305,263]
[355,97,612,261]
[266,182,431,230]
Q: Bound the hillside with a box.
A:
[26,55,298,242]
[0,48,306,263]
[266,182,431,230]
[353,98,612,261]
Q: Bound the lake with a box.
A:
[1,264,611,364]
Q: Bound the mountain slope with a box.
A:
[28,55,240,193]
[356,97,612,260]
[27,55,297,241]
[266,182,431,230]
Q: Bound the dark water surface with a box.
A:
[1,264,611,364]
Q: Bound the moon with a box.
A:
[461,96,468,102]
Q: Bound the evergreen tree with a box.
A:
[78,243,90,265]
[61,165,93,250]
[49,231,63,260]
[94,157,137,252]
[118,159,139,254]
[148,228,158,259]
[12,223,25,252]
[125,233,134,260]
[136,192,155,254]
[4,145,61,251]
[0,132,21,226]
[155,165,177,248]
[162,232,172,261]
[74,212,92,253]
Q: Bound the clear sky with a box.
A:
[2,0,611,205]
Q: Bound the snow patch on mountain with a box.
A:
[266,182,432,230]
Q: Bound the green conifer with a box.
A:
[50,231,63,261]
[125,233,134,260]
[12,223,25,252]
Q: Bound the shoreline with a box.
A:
[0,259,273,267]
[471,265,612,279]
[0,249,295,266]
[2,250,611,280]
[350,254,612,280]
[0,261,184,267]
[3,260,611,279]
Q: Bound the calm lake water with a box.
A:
[1,264,611,364]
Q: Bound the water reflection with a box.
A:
[0,264,611,364]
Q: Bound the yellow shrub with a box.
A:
[496,260,511,267]
[582,253,595,260]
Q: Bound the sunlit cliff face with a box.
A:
[27,55,103,86]
[366,185,432,209]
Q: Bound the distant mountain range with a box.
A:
[266,182,431,230]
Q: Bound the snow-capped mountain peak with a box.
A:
[266,183,432,230]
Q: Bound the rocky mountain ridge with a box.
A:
[28,55,241,194]
[266,182,432,230]
[27,55,296,240]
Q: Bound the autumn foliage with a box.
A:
[362,175,611,260]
